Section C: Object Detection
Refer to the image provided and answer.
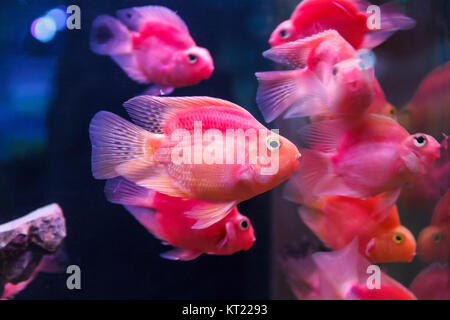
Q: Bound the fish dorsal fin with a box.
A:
[123,96,247,133]
[299,118,352,153]
[263,29,342,68]
[116,5,188,32]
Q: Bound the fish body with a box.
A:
[298,194,416,263]
[400,62,450,140]
[105,177,255,261]
[257,30,376,122]
[418,191,450,263]
[284,114,441,202]
[410,264,450,300]
[269,0,416,49]
[281,240,416,300]
[90,96,301,228]
[90,5,214,94]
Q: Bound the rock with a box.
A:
[0,204,66,296]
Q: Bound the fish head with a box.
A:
[269,20,297,47]
[368,226,416,263]
[418,225,449,262]
[216,209,255,254]
[400,133,441,175]
[329,58,374,115]
[248,130,301,192]
[171,46,214,86]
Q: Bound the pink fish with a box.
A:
[285,114,441,206]
[90,96,301,228]
[410,264,450,300]
[105,177,255,261]
[281,240,416,300]
[269,0,416,49]
[256,30,376,122]
[90,5,214,95]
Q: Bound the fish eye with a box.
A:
[332,67,338,76]
[239,218,249,230]
[266,135,280,151]
[390,108,396,117]
[392,232,404,244]
[413,135,427,147]
[280,29,290,39]
[433,232,442,243]
[188,54,198,64]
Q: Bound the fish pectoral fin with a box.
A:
[372,188,402,222]
[160,248,202,261]
[143,85,175,96]
[185,201,237,230]
[216,222,236,250]
[112,54,148,84]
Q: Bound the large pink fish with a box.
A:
[269,0,416,49]
[281,240,416,300]
[105,177,255,261]
[90,96,301,228]
[285,114,441,206]
[256,30,376,122]
[90,5,214,95]
[410,264,450,300]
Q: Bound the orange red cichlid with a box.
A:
[104,177,255,261]
[410,264,450,300]
[90,96,301,228]
[399,62,450,140]
[417,191,450,263]
[284,114,441,204]
[257,30,376,122]
[281,240,417,300]
[297,194,416,263]
[90,5,214,95]
[269,0,415,49]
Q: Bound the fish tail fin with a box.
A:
[89,111,160,180]
[255,69,327,123]
[104,177,155,207]
[90,15,132,55]
[362,3,416,49]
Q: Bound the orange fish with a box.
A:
[105,177,255,261]
[400,62,450,140]
[90,96,301,228]
[297,194,416,263]
[257,30,376,122]
[269,0,415,49]
[90,5,214,95]
[284,114,441,205]
[417,191,450,263]
[410,264,450,300]
[281,240,416,300]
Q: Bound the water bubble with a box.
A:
[31,17,57,43]
[357,49,376,70]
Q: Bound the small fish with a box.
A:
[281,240,417,300]
[297,194,416,263]
[410,264,450,300]
[399,62,450,140]
[90,5,214,95]
[417,191,450,263]
[269,0,416,49]
[105,177,255,261]
[256,30,376,122]
[90,96,301,228]
[284,114,441,204]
